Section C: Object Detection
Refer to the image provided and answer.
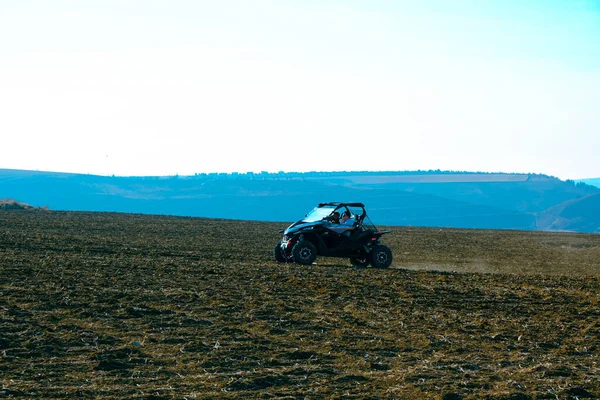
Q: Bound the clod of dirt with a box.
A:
[441,394,464,400]
[92,347,147,372]
[126,306,174,317]
[564,387,596,398]
[0,387,25,398]
[335,375,369,383]
[228,375,293,391]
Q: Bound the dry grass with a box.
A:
[1,210,600,399]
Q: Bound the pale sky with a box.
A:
[1,1,599,179]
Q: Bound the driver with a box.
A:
[340,210,355,226]
[330,211,340,224]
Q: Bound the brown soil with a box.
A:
[1,210,600,399]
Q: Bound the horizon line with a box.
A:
[1,166,589,181]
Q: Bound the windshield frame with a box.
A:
[303,206,337,222]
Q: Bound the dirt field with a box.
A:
[1,210,600,399]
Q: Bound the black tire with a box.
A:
[274,241,289,263]
[349,257,369,267]
[292,240,317,265]
[369,245,392,268]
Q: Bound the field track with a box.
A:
[1,210,600,399]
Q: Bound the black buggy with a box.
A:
[274,202,393,268]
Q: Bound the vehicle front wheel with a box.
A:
[292,241,317,265]
[369,245,392,268]
[349,257,369,267]
[274,241,291,263]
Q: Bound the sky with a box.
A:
[1,0,599,180]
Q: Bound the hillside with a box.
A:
[578,178,600,188]
[537,193,600,233]
[1,168,598,232]
[351,174,597,213]
[2,210,600,398]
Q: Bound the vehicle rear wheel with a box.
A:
[292,241,317,265]
[274,241,290,263]
[369,245,392,268]
[349,257,369,267]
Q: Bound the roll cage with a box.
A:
[313,202,378,231]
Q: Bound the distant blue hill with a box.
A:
[537,193,600,233]
[1,169,599,232]
[578,178,600,189]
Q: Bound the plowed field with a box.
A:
[1,210,600,399]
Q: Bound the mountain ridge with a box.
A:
[1,168,598,232]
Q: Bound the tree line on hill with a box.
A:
[1,168,598,232]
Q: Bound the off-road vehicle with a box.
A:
[274,202,393,268]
